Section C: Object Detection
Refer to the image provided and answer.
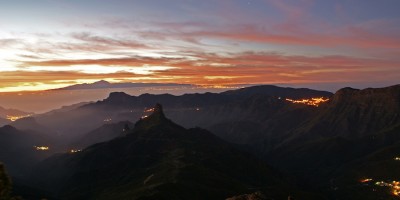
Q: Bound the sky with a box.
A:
[1,0,400,92]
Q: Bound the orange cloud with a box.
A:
[70,32,149,49]
[21,56,182,67]
[6,51,397,91]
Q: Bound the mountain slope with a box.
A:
[0,117,9,126]
[265,84,400,197]
[30,85,332,145]
[29,104,305,200]
[222,85,332,99]
[291,85,400,140]
[72,121,134,149]
[10,117,49,133]
[0,106,33,119]
[0,125,54,178]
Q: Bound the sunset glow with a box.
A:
[0,0,399,92]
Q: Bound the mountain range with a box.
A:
[1,84,399,199]
[28,104,312,200]
[0,106,33,126]
[53,80,193,90]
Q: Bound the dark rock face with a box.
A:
[226,192,269,200]
[266,85,400,199]
[29,104,293,200]
[297,84,400,139]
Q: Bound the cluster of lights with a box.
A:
[69,149,81,153]
[375,181,400,196]
[360,178,373,183]
[394,157,400,161]
[103,118,112,122]
[285,97,329,107]
[141,107,156,119]
[144,108,155,113]
[34,146,49,151]
[6,114,32,122]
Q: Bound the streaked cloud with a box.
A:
[0,0,399,92]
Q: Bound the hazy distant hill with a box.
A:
[0,125,54,178]
[0,106,33,119]
[25,85,331,145]
[29,104,310,200]
[0,117,9,126]
[53,80,193,90]
[41,102,92,116]
[222,85,332,99]
[10,117,49,133]
[73,121,134,149]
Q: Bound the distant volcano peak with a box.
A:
[92,80,111,85]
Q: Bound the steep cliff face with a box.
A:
[293,85,400,139]
[266,85,400,199]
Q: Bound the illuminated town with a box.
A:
[144,108,155,113]
[103,118,112,122]
[360,178,373,183]
[141,107,156,119]
[6,114,32,122]
[285,97,330,107]
[34,146,49,151]
[375,181,400,196]
[69,149,82,153]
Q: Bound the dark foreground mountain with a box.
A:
[0,163,21,200]
[266,85,400,199]
[0,125,54,178]
[28,104,316,200]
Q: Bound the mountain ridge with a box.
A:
[52,80,193,90]
[28,104,307,200]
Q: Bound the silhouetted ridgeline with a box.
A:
[2,84,400,199]
[29,104,313,200]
